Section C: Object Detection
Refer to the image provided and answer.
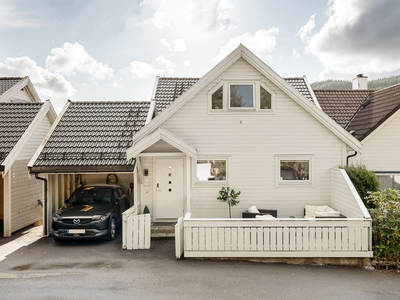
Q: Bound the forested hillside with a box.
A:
[311,75,400,90]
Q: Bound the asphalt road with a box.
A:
[0,227,399,300]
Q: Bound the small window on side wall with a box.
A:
[280,160,310,181]
[196,159,227,181]
[212,86,223,109]
[260,86,272,109]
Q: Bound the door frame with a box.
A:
[153,155,188,222]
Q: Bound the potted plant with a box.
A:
[217,187,241,218]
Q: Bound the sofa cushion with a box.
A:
[255,214,275,219]
[315,211,341,217]
[248,205,260,213]
[304,205,329,218]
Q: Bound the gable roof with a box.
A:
[127,44,362,159]
[314,90,372,128]
[30,101,151,173]
[0,102,44,170]
[0,76,41,103]
[154,76,317,113]
[0,77,23,95]
[346,83,400,141]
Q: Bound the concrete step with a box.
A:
[151,222,175,238]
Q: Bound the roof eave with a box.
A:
[29,164,135,174]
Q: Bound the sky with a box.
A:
[1,0,400,112]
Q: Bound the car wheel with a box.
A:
[106,217,116,241]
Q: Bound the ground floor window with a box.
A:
[275,155,313,186]
[196,159,227,182]
[376,173,400,190]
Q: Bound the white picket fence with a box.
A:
[182,213,372,258]
[175,217,184,259]
[122,205,151,250]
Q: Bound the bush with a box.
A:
[143,205,150,214]
[366,189,400,261]
[342,164,379,208]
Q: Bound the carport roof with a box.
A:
[0,102,44,168]
[31,101,150,172]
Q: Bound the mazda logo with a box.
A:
[73,219,80,225]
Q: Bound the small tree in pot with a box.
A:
[217,187,241,218]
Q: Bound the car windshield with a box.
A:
[69,187,114,205]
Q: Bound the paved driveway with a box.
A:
[0,227,399,300]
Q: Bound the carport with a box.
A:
[28,100,152,236]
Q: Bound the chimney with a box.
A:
[352,74,368,90]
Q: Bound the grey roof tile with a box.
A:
[0,102,43,165]
[33,101,150,167]
[0,77,23,95]
[154,77,314,113]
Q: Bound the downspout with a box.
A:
[35,173,48,236]
[346,151,357,166]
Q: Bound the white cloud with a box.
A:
[156,55,175,75]
[297,14,315,43]
[0,56,75,99]
[292,49,300,60]
[127,61,165,78]
[184,61,191,68]
[306,0,400,78]
[46,42,114,80]
[107,81,122,88]
[137,0,237,32]
[0,2,41,30]
[160,38,187,52]
[213,27,279,62]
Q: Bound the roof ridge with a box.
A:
[69,100,151,104]
[0,77,23,80]
[372,82,400,94]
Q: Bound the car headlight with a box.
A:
[100,215,108,221]
[53,214,61,222]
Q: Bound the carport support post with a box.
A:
[3,172,11,237]
[35,173,48,237]
[134,165,138,208]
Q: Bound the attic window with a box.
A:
[229,84,254,108]
[260,86,272,109]
[212,86,223,109]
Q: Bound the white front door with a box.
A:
[156,158,184,219]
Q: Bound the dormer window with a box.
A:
[208,81,274,113]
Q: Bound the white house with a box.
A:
[0,77,57,237]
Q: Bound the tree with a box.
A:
[217,187,241,218]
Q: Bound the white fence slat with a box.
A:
[199,227,205,251]
[212,227,218,251]
[238,227,244,251]
[322,228,329,251]
[342,227,348,251]
[225,228,231,251]
[218,228,224,251]
[355,227,362,251]
[316,228,322,250]
[175,217,184,258]
[257,228,263,251]
[283,228,289,251]
[264,228,271,251]
[329,227,335,250]
[145,215,151,249]
[277,228,283,251]
[244,228,251,251]
[250,228,257,251]
[185,227,193,251]
[349,227,355,251]
[296,228,302,251]
[206,228,212,251]
[193,228,199,251]
[289,228,295,251]
[303,227,308,251]
[126,215,133,250]
[309,227,315,251]
[232,228,238,251]
[362,227,368,251]
[133,215,139,250]
[138,215,145,249]
[335,228,341,251]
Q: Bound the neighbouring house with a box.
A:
[126,45,371,258]
[0,77,57,237]
[28,101,152,235]
[315,75,400,190]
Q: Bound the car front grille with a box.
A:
[61,218,92,224]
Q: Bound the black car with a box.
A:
[51,184,132,241]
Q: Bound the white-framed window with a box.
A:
[376,173,400,190]
[208,81,274,113]
[193,157,229,186]
[275,155,314,186]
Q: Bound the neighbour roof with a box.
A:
[0,77,23,95]
[154,76,315,113]
[32,101,150,169]
[314,90,372,128]
[0,102,43,166]
[347,83,400,140]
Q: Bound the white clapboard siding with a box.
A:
[122,205,151,250]
[183,217,372,258]
[158,58,346,218]
[18,115,52,160]
[140,157,154,214]
[330,168,368,218]
[6,90,31,103]
[10,160,42,232]
[350,112,400,172]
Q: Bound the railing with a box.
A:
[175,217,184,259]
[183,213,372,258]
[122,204,151,250]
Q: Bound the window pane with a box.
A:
[377,175,393,190]
[212,86,223,109]
[280,160,309,180]
[197,160,226,181]
[260,86,271,109]
[230,85,253,107]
